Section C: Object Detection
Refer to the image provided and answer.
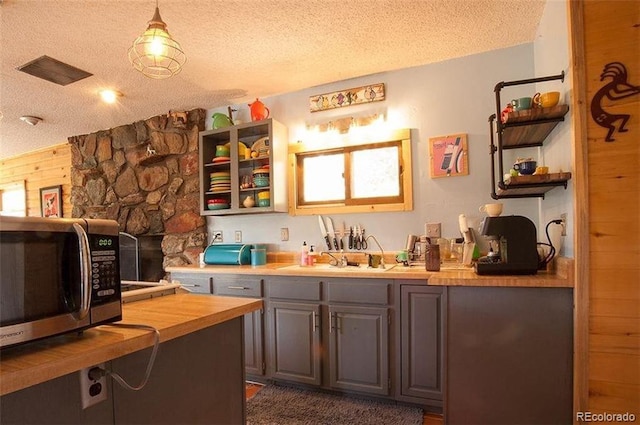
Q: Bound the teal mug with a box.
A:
[511,97,532,111]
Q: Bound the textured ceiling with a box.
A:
[0,0,546,159]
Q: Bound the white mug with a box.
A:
[479,203,503,217]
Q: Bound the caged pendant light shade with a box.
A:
[128,2,186,79]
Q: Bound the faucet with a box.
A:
[364,234,386,269]
[320,251,348,267]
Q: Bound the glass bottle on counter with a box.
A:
[307,245,316,266]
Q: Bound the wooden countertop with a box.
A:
[167,257,573,288]
[0,294,262,396]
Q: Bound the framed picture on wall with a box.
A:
[428,133,469,178]
[40,185,62,218]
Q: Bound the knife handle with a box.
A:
[333,237,339,250]
[324,236,332,250]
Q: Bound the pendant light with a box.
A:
[128,0,186,79]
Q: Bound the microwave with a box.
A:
[0,216,122,348]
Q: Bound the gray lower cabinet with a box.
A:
[171,272,265,377]
[0,318,246,425]
[445,286,573,425]
[268,300,322,385]
[266,277,322,385]
[328,304,389,395]
[398,283,445,405]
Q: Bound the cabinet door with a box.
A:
[244,309,264,376]
[268,301,321,385]
[400,285,444,401]
[212,275,264,376]
[328,305,389,396]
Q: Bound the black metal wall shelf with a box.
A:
[489,71,571,199]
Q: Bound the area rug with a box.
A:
[246,384,423,425]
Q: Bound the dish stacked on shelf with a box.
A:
[252,137,270,158]
[210,171,231,193]
[207,198,229,210]
[257,190,270,207]
[253,167,270,188]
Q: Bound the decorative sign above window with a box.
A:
[428,133,469,178]
[309,83,385,112]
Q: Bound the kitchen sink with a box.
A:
[278,263,396,272]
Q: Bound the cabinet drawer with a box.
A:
[327,279,390,305]
[170,273,211,294]
[267,278,320,301]
[212,275,263,297]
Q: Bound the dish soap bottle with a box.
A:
[301,241,309,266]
[307,245,316,266]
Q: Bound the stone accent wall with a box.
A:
[68,109,207,271]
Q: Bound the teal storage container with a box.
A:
[203,244,252,265]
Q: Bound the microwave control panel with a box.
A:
[89,234,122,303]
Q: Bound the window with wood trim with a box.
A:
[288,129,412,215]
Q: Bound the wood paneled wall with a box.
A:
[0,143,72,217]
[571,0,639,419]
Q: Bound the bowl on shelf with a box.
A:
[513,159,537,175]
[253,176,269,187]
[257,199,270,207]
[215,145,230,157]
[207,203,230,210]
[257,191,270,200]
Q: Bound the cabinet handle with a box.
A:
[312,312,318,332]
[180,284,200,287]
[329,312,335,333]
[227,286,249,290]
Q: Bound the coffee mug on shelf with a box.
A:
[479,203,503,217]
[533,91,560,108]
[513,160,537,175]
[511,97,532,111]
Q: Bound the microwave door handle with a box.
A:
[72,223,92,320]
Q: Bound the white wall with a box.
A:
[205,39,573,256]
[534,0,574,257]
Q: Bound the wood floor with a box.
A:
[245,382,443,424]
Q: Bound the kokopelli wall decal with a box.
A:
[590,62,640,142]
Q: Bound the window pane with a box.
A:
[303,153,345,202]
[351,146,399,198]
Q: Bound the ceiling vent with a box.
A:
[17,55,93,86]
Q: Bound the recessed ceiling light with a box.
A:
[20,116,43,126]
[99,89,123,104]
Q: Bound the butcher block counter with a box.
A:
[0,293,262,396]
[166,256,573,288]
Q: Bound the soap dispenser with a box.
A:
[301,241,309,266]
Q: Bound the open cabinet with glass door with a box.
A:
[199,118,288,215]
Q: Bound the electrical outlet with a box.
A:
[426,223,441,239]
[212,230,223,243]
[560,213,567,236]
[79,364,107,409]
[280,228,289,241]
[235,230,242,243]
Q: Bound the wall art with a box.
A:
[429,133,468,178]
[309,83,385,112]
[590,62,640,142]
[40,185,62,218]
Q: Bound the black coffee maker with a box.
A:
[474,215,538,275]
